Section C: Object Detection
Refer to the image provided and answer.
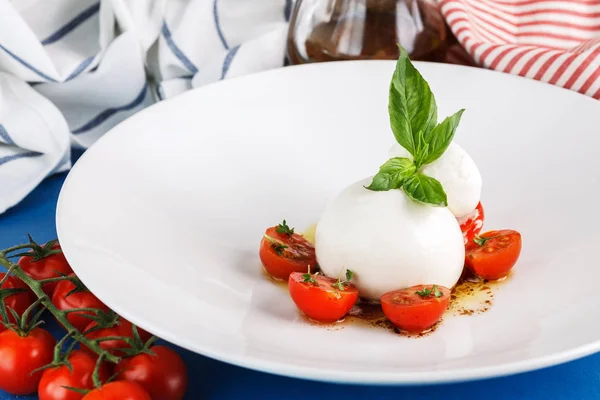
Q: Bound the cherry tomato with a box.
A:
[81,318,151,357]
[52,275,110,332]
[288,272,358,322]
[82,381,151,400]
[458,202,484,244]
[0,273,35,332]
[465,229,522,280]
[18,243,73,296]
[0,327,56,395]
[115,345,187,400]
[381,285,451,333]
[38,350,110,400]
[259,226,317,280]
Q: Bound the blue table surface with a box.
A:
[1,165,600,399]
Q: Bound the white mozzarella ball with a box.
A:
[315,178,465,300]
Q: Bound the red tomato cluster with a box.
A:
[0,240,188,399]
[260,212,522,334]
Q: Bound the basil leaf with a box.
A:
[421,109,465,165]
[388,47,437,161]
[366,158,416,191]
[402,174,448,207]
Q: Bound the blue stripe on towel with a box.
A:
[284,0,293,21]
[72,84,148,135]
[41,2,100,45]
[66,55,95,81]
[213,0,229,49]
[161,21,198,74]
[0,125,14,145]
[0,151,42,167]
[221,45,240,80]
[0,44,56,82]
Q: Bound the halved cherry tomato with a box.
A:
[52,274,111,332]
[0,273,35,333]
[115,345,187,400]
[81,318,151,357]
[82,381,151,400]
[38,350,111,400]
[465,229,522,280]
[18,243,73,296]
[0,327,56,395]
[259,224,317,280]
[288,272,358,322]
[458,202,484,244]
[381,285,451,333]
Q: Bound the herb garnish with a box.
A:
[264,234,288,255]
[302,266,318,285]
[332,269,354,291]
[276,220,294,236]
[473,235,500,246]
[271,242,287,255]
[366,47,465,207]
[415,285,443,298]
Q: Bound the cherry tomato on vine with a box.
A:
[0,272,34,333]
[0,327,56,395]
[259,221,317,280]
[465,229,522,280]
[18,242,72,296]
[51,275,110,332]
[82,381,151,400]
[115,345,187,400]
[38,350,110,400]
[381,285,451,333]
[458,202,484,244]
[81,318,151,357]
[288,270,358,322]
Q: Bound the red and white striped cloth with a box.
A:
[440,0,600,99]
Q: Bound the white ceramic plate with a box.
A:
[57,61,600,385]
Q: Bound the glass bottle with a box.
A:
[287,0,465,65]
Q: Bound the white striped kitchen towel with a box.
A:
[149,0,291,99]
[0,0,291,214]
[0,0,159,213]
[440,0,600,99]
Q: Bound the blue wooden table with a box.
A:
[1,169,599,399]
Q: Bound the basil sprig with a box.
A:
[367,47,465,207]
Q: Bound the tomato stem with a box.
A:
[0,247,121,364]
[92,353,106,388]
[37,275,76,285]
[53,331,74,364]
[0,287,25,329]
[0,266,14,286]
[0,243,37,256]
[63,307,104,315]
[94,335,135,346]
[31,330,77,376]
